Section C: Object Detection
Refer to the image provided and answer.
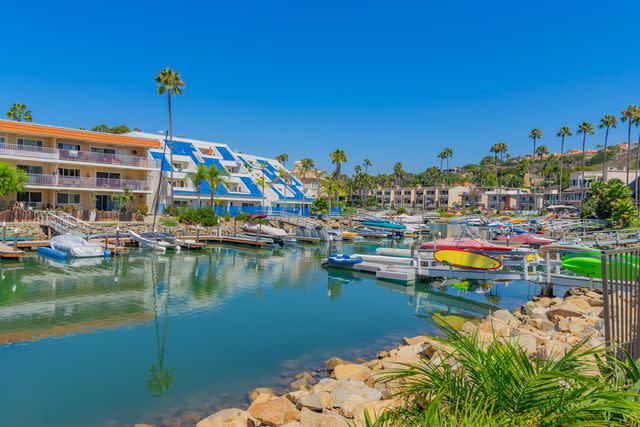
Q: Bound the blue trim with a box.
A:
[151,151,171,172]
[216,146,236,161]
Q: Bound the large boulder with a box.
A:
[330,379,382,409]
[546,302,586,319]
[402,335,428,346]
[248,396,300,427]
[326,357,347,374]
[353,398,402,425]
[491,309,519,325]
[296,391,333,411]
[249,387,275,402]
[299,408,348,427]
[334,364,373,382]
[195,408,257,427]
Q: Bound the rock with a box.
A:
[530,307,549,321]
[538,297,552,308]
[529,318,555,331]
[339,394,371,418]
[523,301,537,315]
[161,416,181,427]
[281,422,303,427]
[195,408,256,427]
[290,377,312,391]
[461,321,477,335]
[334,364,373,382]
[326,357,346,374]
[248,397,300,427]
[249,387,275,402]
[134,424,157,427]
[297,391,333,411]
[299,408,348,427]
[285,389,310,404]
[313,378,338,393]
[248,392,277,409]
[546,302,585,319]
[493,309,519,324]
[376,350,390,359]
[506,332,537,354]
[585,290,601,299]
[402,335,428,346]
[330,379,382,409]
[353,398,402,425]
[544,340,571,357]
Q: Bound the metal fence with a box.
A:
[601,248,640,360]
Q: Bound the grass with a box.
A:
[362,325,640,426]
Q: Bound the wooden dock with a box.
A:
[0,243,25,259]
[192,235,267,247]
[293,236,321,244]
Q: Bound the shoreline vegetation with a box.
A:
[133,286,639,427]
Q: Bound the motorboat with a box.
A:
[38,234,111,259]
[360,219,407,231]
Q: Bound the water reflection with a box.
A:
[148,257,175,396]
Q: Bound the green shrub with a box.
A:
[159,217,178,227]
[176,208,218,226]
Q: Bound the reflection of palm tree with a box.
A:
[147,256,175,396]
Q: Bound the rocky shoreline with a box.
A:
[134,287,605,427]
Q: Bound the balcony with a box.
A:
[0,143,156,169]
[26,174,151,192]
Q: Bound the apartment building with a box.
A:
[292,161,321,198]
[561,169,640,207]
[369,185,476,210]
[0,120,158,211]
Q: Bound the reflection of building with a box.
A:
[0,119,158,211]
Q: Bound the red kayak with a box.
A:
[496,234,553,246]
[420,238,513,252]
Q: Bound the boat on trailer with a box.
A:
[38,234,111,260]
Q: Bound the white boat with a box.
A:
[49,234,109,258]
[128,230,170,253]
[242,222,288,238]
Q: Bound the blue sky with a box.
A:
[3,0,640,174]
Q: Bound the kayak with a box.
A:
[496,234,554,246]
[421,237,513,252]
[360,220,406,230]
[562,254,638,279]
[434,249,502,270]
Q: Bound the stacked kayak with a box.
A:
[562,252,638,279]
[434,249,502,270]
[421,237,513,252]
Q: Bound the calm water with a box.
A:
[0,242,542,427]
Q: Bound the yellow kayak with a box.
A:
[434,249,502,270]
[508,218,525,224]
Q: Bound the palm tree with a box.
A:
[622,105,638,185]
[330,149,347,178]
[556,126,572,205]
[597,114,617,181]
[528,128,543,212]
[189,164,208,208]
[6,102,33,122]
[490,143,507,212]
[363,158,372,175]
[393,162,405,187]
[278,168,290,210]
[634,111,640,208]
[205,165,226,211]
[155,68,185,210]
[442,147,454,185]
[299,157,315,191]
[275,153,289,168]
[535,144,549,157]
[577,121,595,203]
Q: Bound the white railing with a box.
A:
[26,174,151,191]
[0,143,155,169]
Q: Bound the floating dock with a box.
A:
[0,243,25,259]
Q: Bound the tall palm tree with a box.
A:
[278,168,290,209]
[576,121,595,203]
[622,105,638,185]
[189,164,208,208]
[205,165,226,211]
[155,68,185,210]
[299,157,315,191]
[598,114,617,181]
[363,158,372,175]
[634,111,640,208]
[556,126,572,205]
[275,153,289,168]
[528,128,543,212]
[330,149,347,178]
[490,143,507,212]
[443,147,454,185]
[393,162,405,187]
[6,102,32,122]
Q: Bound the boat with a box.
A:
[141,231,183,251]
[324,253,364,267]
[495,234,554,246]
[420,237,513,252]
[434,249,502,270]
[360,219,407,231]
[561,255,638,279]
[349,228,389,238]
[128,230,169,252]
[326,229,343,242]
[40,234,111,259]
[242,222,287,238]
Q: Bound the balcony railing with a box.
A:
[26,174,151,191]
[0,143,155,169]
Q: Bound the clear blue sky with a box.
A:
[3,0,640,174]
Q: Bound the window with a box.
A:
[56,193,80,205]
[17,192,42,207]
[17,165,43,175]
[58,168,80,177]
[57,142,81,151]
[96,172,121,180]
[95,194,119,211]
[0,137,5,144]
[17,138,42,147]
[91,147,116,155]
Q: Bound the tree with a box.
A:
[6,103,32,122]
[363,158,372,175]
[330,149,347,178]
[91,124,131,134]
[528,128,543,211]
[393,162,405,187]
[205,165,226,210]
[113,188,135,218]
[598,115,617,180]
[582,179,638,227]
[311,197,330,218]
[275,154,289,167]
[278,168,290,209]
[621,105,638,185]
[189,164,208,208]
[556,126,572,204]
[299,157,315,191]
[255,176,267,208]
[577,121,595,202]
[535,144,549,157]
[490,142,507,212]
[0,163,28,197]
[155,68,185,210]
